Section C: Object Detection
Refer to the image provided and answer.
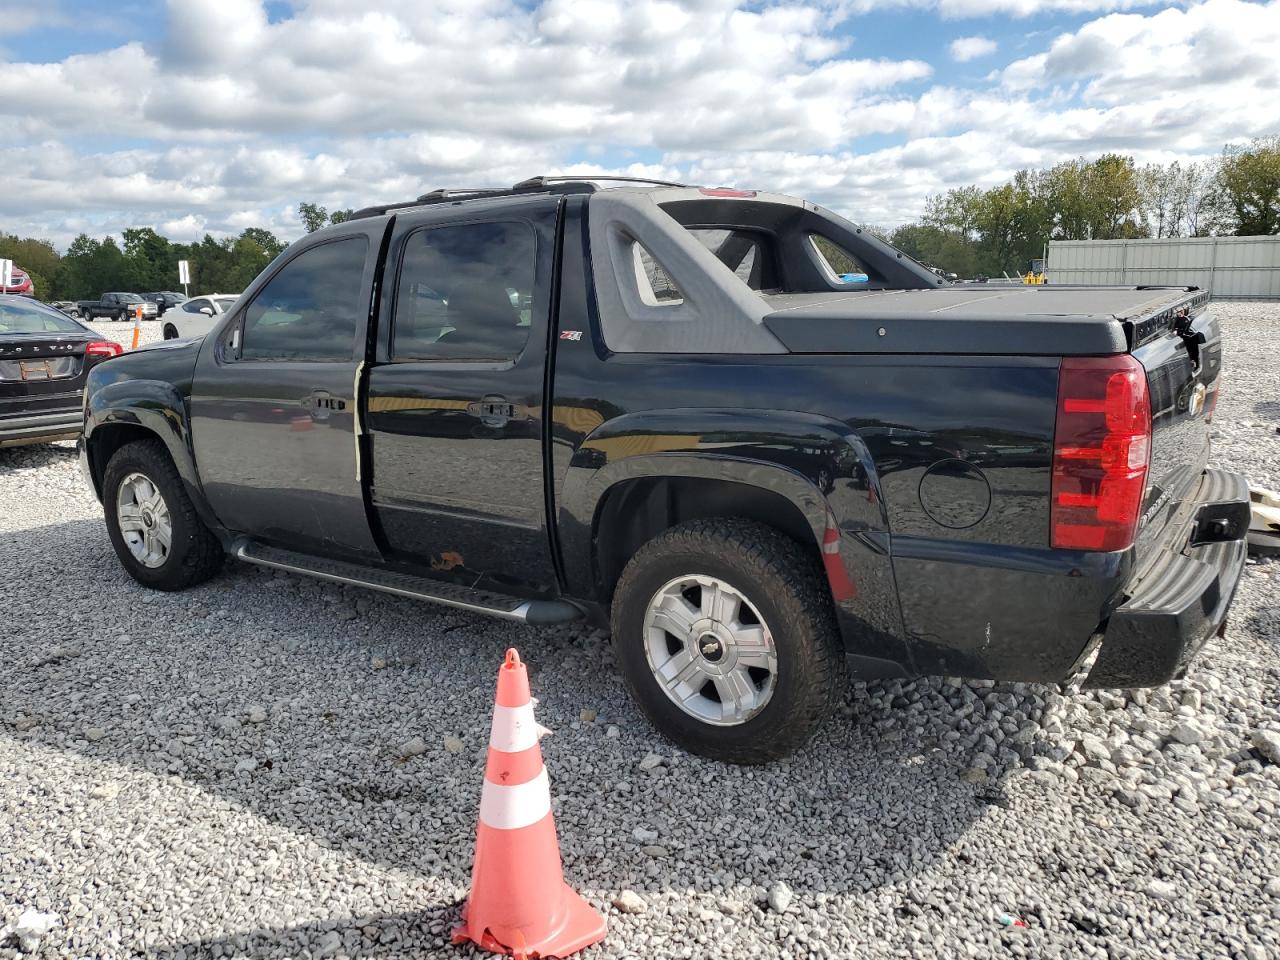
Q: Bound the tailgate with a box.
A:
[1127,291,1221,564]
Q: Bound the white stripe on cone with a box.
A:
[489,702,539,753]
[479,767,552,830]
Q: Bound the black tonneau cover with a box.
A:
[762,285,1201,356]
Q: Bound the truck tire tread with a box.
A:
[103,438,224,591]
[610,517,844,763]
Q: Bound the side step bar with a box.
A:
[233,540,582,626]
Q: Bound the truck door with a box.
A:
[364,196,560,594]
[188,226,384,559]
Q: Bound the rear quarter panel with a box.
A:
[551,336,1103,679]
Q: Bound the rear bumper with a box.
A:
[1084,468,1250,688]
[0,410,82,448]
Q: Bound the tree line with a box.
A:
[880,137,1280,278]
[3,139,1277,298]
[0,204,355,302]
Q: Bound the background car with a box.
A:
[162,293,240,339]
[0,294,122,448]
[142,291,187,315]
[77,292,159,322]
[48,301,80,316]
[1,266,36,298]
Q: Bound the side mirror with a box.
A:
[200,307,214,316]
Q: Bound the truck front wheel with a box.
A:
[610,519,844,763]
[103,438,224,591]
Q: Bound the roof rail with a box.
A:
[415,187,508,202]
[349,174,691,221]
[513,174,690,190]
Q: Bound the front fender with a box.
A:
[556,407,912,673]
[83,379,222,537]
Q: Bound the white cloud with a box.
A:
[0,0,1275,248]
[950,35,998,60]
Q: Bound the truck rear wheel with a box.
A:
[610,519,843,763]
[103,438,224,591]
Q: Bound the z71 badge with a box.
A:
[559,330,583,341]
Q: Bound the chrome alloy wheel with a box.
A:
[642,574,779,726]
[116,472,172,569]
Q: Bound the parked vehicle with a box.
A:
[1,295,122,448]
[162,294,240,340]
[1,266,35,298]
[76,292,158,322]
[141,292,188,315]
[48,301,80,316]
[80,177,1249,763]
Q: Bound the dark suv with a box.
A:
[142,292,187,314]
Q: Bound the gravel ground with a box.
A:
[2,306,1278,960]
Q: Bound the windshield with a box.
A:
[214,297,238,311]
[0,299,86,334]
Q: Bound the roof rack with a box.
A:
[512,174,691,190]
[350,174,692,221]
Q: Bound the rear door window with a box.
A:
[392,221,536,361]
[239,237,369,361]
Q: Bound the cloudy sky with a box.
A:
[1,0,1277,248]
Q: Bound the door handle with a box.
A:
[303,389,347,421]
[466,395,516,427]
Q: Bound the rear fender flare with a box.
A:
[555,407,910,667]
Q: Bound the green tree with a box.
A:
[299,202,329,233]
[328,208,355,225]
[1217,136,1280,235]
[889,223,981,277]
[121,227,174,291]
[0,233,61,285]
[1087,154,1144,240]
[238,227,286,260]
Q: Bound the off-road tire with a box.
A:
[610,518,844,763]
[103,438,224,591]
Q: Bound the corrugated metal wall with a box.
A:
[1046,236,1280,299]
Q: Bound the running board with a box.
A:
[233,540,582,625]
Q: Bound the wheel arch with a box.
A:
[83,380,224,540]
[555,406,913,675]
[592,471,823,603]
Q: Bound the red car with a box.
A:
[1,266,35,297]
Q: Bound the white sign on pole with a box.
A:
[0,259,12,290]
[178,260,191,285]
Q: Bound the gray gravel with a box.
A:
[2,305,1278,959]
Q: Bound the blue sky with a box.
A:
[1,0,1277,247]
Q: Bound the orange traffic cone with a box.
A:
[453,649,606,959]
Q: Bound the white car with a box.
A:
[162,293,240,340]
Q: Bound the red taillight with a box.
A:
[1051,355,1152,552]
[85,340,123,358]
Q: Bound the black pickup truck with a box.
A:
[79,177,1249,762]
[77,292,159,322]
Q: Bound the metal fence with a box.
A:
[1046,236,1280,299]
